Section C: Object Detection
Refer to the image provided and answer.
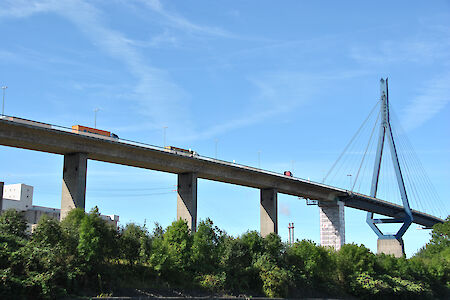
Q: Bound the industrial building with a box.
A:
[0,183,119,231]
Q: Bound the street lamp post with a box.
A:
[1,86,7,116]
[163,126,168,147]
[347,174,353,191]
[214,139,218,159]
[94,108,100,128]
[258,151,261,168]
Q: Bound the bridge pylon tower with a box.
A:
[367,78,412,257]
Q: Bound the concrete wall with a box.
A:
[319,200,345,250]
[377,238,404,258]
[24,207,60,224]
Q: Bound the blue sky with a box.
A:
[1,0,449,257]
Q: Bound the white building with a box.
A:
[1,183,119,228]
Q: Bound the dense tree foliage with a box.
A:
[0,208,448,299]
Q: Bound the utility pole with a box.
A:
[258,151,261,168]
[1,86,7,116]
[163,126,168,147]
[94,108,100,128]
[215,139,218,159]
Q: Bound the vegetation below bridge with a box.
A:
[0,208,448,299]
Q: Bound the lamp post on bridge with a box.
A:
[347,174,353,191]
[163,126,168,147]
[215,139,218,159]
[1,86,7,116]
[94,108,100,128]
[258,151,261,168]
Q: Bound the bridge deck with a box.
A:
[0,118,443,228]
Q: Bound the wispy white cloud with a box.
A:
[1,0,323,143]
[183,69,369,141]
[136,0,234,38]
[401,73,450,131]
[2,0,196,138]
[0,0,58,18]
[350,35,450,65]
[1,0,367,144]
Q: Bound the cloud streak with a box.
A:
[2,0,196,137]
[137,0,235,38]
[401,73,450,131]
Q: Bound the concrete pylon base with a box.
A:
[319,200,345,250]
[377,238,404,257]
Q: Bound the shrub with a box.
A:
[285,240,336,289]
[0,209,27,238]
[255,253,290,297]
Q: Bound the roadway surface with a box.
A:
[0,117,443,228]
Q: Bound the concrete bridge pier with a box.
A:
[260,188,278,237]
[177,172,197,232]
[319,200,345,250]
[378,237,404,257]
[61,153,87,220]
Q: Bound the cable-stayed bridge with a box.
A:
[0,79,446,257]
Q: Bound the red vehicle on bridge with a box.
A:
[284,171,293,177]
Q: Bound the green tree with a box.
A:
[119,223,151,265]
[263,233,284,262]
[255,253,290,297]
[77,207,117,270]
[220,236,260,292]
[336,243,376,281]
[32,215,63,247]
[416,215,450,259]
[191,218,221,275]
[285,240,336,290]
[150,219,193,284]
[60,208,86,254]
[0,209,27,238]
[240,231,264,262]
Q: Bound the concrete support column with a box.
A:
[0,181,3,212]
[377,238,404,257]
[61,153,87,220]
[260,188,277,237]
[177,172,197,232]
[319,200,345,250]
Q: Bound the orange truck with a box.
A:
[72,125,119,139]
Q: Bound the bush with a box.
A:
[255,253,290,297]
[336,244,376,284]
[286,240,336,289]
[149,219,193,285]
[0,209,27,238]
[191,218,221,275]
[220,236,260,292]
[119,223,151,265]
